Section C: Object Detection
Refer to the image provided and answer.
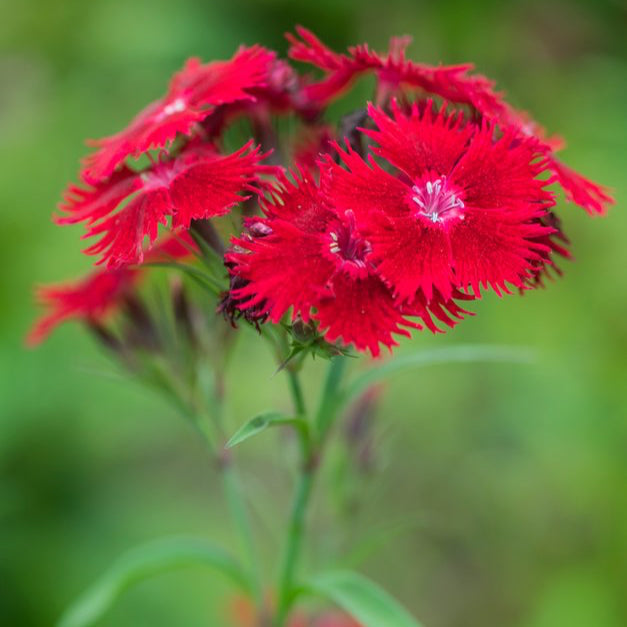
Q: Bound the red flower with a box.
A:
[58,142,266,267]
[27,267,137,346]
[81,46,274,183]
[286,27,503,114]
[227,168,467,356]
[287,27,613,216]
[324,101,556,303]
[27,234,195,346]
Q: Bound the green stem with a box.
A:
[315,356,348,441]
[286,367,306,416]
[275,470,314,626]
[274,357,348,626]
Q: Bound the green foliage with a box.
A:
[341,344,535,408]
[302,570,423,627]
[225,412,309,448]
[57,537,250,627]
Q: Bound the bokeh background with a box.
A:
[1,0,626,625]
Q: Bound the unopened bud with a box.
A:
[291,317,317,344]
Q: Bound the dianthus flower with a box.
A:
[31,27,613,357]
[27,234,194,345]
[58,142,266,267]
[27,267,138,347]
[227,168,469,356]
[287,28,613,216]
[323,100,557,302]
[81,46,274,183]
[287,27,504,118]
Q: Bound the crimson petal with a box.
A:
[365,101,473,181]
[314,273,416,357]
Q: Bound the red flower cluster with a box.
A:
[228,168,470,356]
[30,28,612,356]
[61,46,279,268]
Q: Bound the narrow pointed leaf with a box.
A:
[57,537,249,627]
[189,227,225,266]
[147,261,223,295]
[342,344,534,406]
[225,412,307,448]
[302,570,423,627]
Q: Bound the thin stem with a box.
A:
[315,356,348,441]
[274,469,314,626]
[274,357,348,626]
[286,367,306,416]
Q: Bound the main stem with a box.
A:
[274,357,347,626]
[275,469,314,626]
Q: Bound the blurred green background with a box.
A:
[1,0,626,625]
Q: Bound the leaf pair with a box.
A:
[58,538,423,627]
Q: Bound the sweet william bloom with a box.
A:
[324,101,557,303]
[27,267,138,346]
[288,27,613,216]
[287,27,503,117]
[227,168,468,356]
[58,142,266,267]
[27,234,194,345]
[81,46,274,184]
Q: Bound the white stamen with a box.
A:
[411,176,464,223]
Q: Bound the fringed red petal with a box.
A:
[60,144,265,267]
[27,267,137,346]
[365,101,473,181]
[81,46,274,183]
[314,273,416,357]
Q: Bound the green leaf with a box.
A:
[225,412,307,448]
[57,537,249,627]
[189,227,224,267]
[302,570,423,627]
[342,344,534,407]
[315,356,349,439]
[147,261,223,295]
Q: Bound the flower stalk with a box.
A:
[275,356,347,626]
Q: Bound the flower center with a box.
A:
[412,177,464,223]
[327,211,372,271]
